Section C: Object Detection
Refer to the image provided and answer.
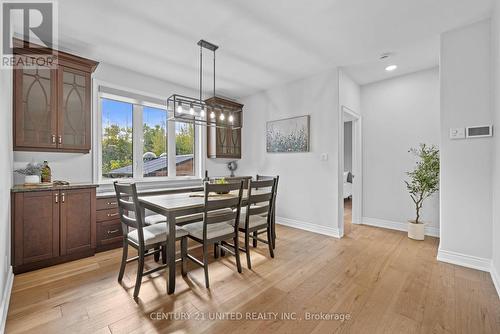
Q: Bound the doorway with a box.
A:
[339,106,362,237]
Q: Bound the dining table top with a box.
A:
[138,188,262,213]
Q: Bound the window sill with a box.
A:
[96,177,203,196]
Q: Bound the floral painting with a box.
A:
[266,115,310,153]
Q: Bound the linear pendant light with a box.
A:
[167,40,242,129]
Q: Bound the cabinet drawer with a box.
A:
[96,197,118,211]
[97,220,123,245]
[96,208,120,222]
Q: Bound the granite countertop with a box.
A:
[11,183,99,193]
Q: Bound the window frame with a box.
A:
[93,80,202,185]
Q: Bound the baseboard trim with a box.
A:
[490,263,500,299]
[362,217,439,237]
[0,266,13,333]
[276,217,340,238]
[437,249,491,272]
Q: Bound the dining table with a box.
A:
[138,185,273,294]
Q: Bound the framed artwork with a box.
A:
[266,115,310,153]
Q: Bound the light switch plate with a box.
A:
[450,128,465,139]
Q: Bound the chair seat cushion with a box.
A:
[128,223,188,246]
[144,214,166,225]
[183,221,235,240]
[235,215,268,229]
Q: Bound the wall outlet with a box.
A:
[450,128,465,139]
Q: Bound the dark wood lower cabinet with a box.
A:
[11,186,97,274]
[95,196,123,252]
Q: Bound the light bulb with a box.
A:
[200,107,205,117]
[229,114,234,123]
[220,113,225,121]
[177,103,183,114]
[210,111,215,119]
[189,104,195,115]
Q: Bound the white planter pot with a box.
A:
[407,220,425,240]
[25,175,40,184]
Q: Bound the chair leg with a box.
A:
[133,248,145,299]
[214,242,220,259]
[153,246,160,262]
[118,240,128,282]
[245,230,252,269]
[203,243,210,289]
[181,237,188,276]
[161,245,167,265]
[252,231,258,247]
[272,212,277,249]
[234,235,242,273]
[267,225,274,258]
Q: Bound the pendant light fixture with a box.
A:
[167,40,242,129]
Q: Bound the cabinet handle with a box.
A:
[107,212,119,217]
[51,134,56,144]
[55,193,58,203]
[106,202,117,205]
[107,229,119,234]
[58,136,62,144]
[61,193,65,203]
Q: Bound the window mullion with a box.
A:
[133,104,144,179]
[167,113,177,177]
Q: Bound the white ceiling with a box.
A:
[57,0,492,97]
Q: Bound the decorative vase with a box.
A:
[407,220,425,240]
[25,175,40,184]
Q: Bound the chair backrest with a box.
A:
[256,174,279,211]
[113,181,146,246]
[202,181,244,239]
[244,178,276,227]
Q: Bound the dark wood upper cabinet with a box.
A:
[206,97,243,159]
[13,40,98,153]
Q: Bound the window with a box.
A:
[175,122,195,176]
[143,106,168,177]
[98,89,198,182]
[101,99,133,179]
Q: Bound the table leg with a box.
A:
[167,211,176,294]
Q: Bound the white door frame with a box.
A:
[338,105,362,237]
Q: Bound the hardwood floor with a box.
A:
[6,224,500,334]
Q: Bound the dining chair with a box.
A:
[256,174,279,249]
[183,181,244,288]
[229,178,276,269]
[113,181,188,299]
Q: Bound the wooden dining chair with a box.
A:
[113,181,188,299]
[228,178,276,269]
[183,181,244,288]
[256,174,279,249]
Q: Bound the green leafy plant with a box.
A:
[14,163,41,176]
[405,144,440,224]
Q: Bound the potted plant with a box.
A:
[15,163,42,184]
[405,144,439,240]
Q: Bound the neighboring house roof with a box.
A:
[107,154,193,176]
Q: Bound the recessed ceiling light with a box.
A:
[385,65,398,72]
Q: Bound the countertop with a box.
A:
[11,183,99,193]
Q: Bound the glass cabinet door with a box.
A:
[14,66,58,149]
[58,66,90,151]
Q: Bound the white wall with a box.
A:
[491,2,500,289]
[439,20,493,262]
[238,69,341,235]
[344,122,352,172]
[0,67,14,329]
[361,68,440,234]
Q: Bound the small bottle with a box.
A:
[203,170,209,182]
[41,161,51,183]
